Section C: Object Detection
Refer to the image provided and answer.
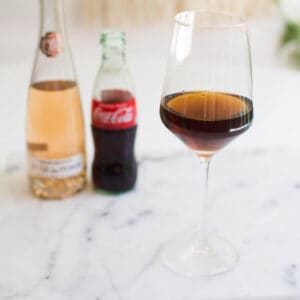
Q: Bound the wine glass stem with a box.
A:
[197,158,211,249]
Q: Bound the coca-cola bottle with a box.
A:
[91,31,137,192]
[26,0,86,199]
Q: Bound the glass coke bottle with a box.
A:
[91,31,137,192]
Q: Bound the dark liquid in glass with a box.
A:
[160,91,253,154]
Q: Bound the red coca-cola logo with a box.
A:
[92,98,137,129]
[40,32,62,58]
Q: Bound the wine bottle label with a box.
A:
[40,32,62,58]
[27,142,48,151]
[92,98,137,130]
[29,154,83,178]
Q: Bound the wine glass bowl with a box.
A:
[160,10,253,277]
[160,91,253,158]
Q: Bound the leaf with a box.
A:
[281,22,300,48]
[290,48,300,67]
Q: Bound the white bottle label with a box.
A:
[30,154,83,179]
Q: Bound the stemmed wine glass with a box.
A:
[160,10,253,277]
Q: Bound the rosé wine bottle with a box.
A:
[27,0,86,199]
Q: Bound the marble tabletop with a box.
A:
[1,146,300,300]
[1,17,300,299]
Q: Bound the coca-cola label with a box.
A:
[40,32,62,58]
[92,98,137,130]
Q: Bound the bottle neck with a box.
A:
[101,45,126,69]
[40,0,67,36]
[31,0,75,84]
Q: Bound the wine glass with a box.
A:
[160,10,253,277]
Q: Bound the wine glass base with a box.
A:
[161,231,238,278]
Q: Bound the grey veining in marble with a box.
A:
[0,148,300,299]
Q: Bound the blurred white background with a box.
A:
[0,0,297,168]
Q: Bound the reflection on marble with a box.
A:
[0,148,300,300]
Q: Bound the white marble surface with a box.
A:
[1,147,300,300]
[1,10,300,299]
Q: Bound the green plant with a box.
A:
[281,22,300,48]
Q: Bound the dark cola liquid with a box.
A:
[92,89,137,192]
[160,91,253,154]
